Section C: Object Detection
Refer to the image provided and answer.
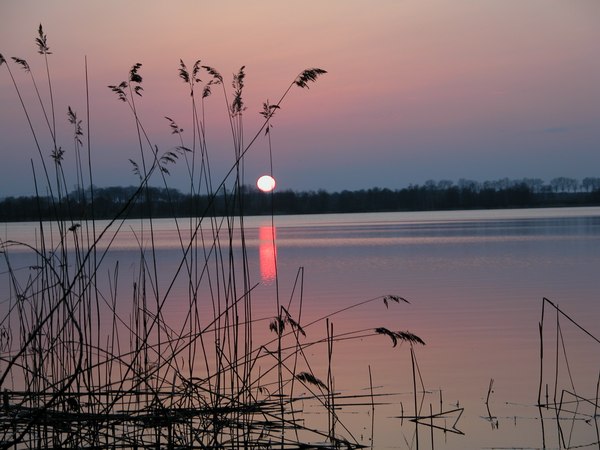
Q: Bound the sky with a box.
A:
[1,0,599,197]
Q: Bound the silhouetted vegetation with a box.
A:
[3,24,598,449]
[2,177,600,222]
[4,27,430,449]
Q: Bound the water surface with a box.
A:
[2,207,600,448]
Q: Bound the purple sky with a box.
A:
[1,1,599,197]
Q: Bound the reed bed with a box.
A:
[0,26,434,449]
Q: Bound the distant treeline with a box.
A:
[2,177,600,222]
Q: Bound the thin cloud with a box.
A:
[541,126,570,134]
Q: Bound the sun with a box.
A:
[257,175,276,193]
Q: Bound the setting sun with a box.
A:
[257,175,276,192]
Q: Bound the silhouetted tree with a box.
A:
[582,177,600,192]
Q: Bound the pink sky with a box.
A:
[1,1,599,196]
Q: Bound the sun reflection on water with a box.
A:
[259,225,277,284]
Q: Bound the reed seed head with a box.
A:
[295,68,327,89]
[202,65,223,83]
[11,57,30,72]
[375,327,425,347]
[36,24,51,55]
[260,100,280,120]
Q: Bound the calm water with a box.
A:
[2,207,600,448]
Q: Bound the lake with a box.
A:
[1,206,600,449]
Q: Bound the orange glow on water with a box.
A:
[259,226,277,283]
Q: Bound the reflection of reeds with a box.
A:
[393,345,465,443]
[0,25,444,449]
[484,378,498,429]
